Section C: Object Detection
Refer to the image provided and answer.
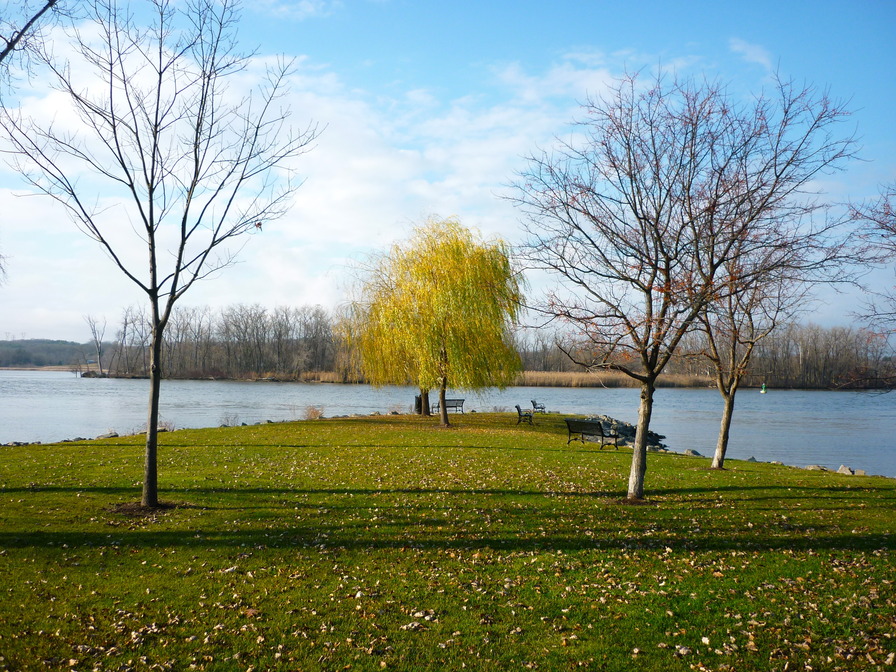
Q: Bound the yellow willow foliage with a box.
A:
[351,218,524,391]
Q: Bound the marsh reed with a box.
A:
[289,369,714,387]
[516,370,714,388]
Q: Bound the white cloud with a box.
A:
[493,59,615,105]
[252,0,344,21]
[729,37,774,72]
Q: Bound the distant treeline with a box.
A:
[0,339,91,367]
[105,304,340,380]
[519,323,895,390]
[3,304,893,389]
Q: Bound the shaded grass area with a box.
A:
[1,413,893,671]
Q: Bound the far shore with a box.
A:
[3,365,87,372]
[1,365,759,389]
[6,365,889,390]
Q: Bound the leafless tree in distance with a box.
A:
[84,314,107,376]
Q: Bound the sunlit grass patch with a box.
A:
[1,413,893,671]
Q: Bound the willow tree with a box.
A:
[514,72,855,500]
[0,0,319,507]
[349,219,524,426]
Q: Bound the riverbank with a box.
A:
[1,414,893,671]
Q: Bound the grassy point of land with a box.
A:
[1,413,893,671]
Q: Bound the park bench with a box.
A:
[564,417,618,449]
[531,399,546,413]
[432,398,465,414]
[515,404,533,424]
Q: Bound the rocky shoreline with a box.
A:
[583,414,876,477]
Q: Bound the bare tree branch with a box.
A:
[853,182,896,333]
[0,0,59,67]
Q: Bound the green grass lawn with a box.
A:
[1,413,893,671]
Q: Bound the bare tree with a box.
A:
[514,72,855,500]
[699,277,804,468]
[0,0,319,507]
[84,314,107,376]
[699,212,857,468]
[109,305,152,377]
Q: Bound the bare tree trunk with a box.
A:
[711,391,736,469]
[142,323,163,507]
[85,315,106,376]
[419,388,431,416]
[627,381,654,500]
[437,345,451,426]
[438,383,449,427]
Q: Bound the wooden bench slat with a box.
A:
[564,417,618,449]
[432,398,465,413]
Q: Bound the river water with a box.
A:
[2,369,894,477]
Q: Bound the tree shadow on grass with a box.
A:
[86,440,612,455]
[5,482,893,500]
[1,525,891,555]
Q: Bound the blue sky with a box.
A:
[1,0,894,341]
